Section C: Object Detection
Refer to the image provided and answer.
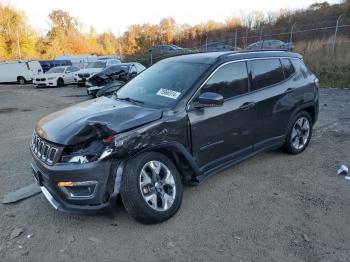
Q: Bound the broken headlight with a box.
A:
[60,139,112,164]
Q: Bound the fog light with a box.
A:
[57,181,97,198]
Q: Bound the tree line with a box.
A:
[0,1,349,61]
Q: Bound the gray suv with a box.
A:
[30,50,319,223]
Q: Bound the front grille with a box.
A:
[31,133,59,165]
[78,73,90,78]
[35,78,46,81]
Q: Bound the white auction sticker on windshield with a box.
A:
[156,88,181,99]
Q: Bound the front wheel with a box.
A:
[284,111,312,154]
[57,78,64,87]
[121,152,183,224]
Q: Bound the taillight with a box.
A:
[314,78,320,89]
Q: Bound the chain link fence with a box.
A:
[125,14,350,65]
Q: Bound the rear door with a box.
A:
[188,61,256,171]
[247,58,297,151]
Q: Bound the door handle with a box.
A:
[284,88,294,94]
[239,102,255,110]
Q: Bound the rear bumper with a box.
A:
[30,148,118,214]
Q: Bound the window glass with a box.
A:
[86,61,106,68]
[249,59,284,90]
[46,67,65,74]
[291,59,311,78]
[117,61,208,107]
[201,61,248,99]
[281,58,295,78]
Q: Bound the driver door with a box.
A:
[187,61,256,171]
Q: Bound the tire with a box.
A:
[57,78,64,87]
[18,76,26,85]
[121,151,183,224]
[284,111,312,154]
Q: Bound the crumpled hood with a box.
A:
[36,97,162,145]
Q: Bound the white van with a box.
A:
[0,60,42,84]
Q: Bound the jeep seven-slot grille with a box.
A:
[31,133,58,165]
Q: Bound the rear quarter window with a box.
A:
[248,58,285,90]
[281,58,295,79]
[291,59,312,78]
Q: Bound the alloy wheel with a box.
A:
[290,116,310,150]
[139,160,176,212]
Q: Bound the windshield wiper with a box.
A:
[116,96,144,104]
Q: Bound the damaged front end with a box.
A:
[30,97,165,213]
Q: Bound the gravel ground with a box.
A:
[0,84,349,262]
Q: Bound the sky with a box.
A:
[10,0,341,34]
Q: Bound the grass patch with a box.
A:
[296,37,350,89]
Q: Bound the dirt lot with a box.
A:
[0,84,349,262]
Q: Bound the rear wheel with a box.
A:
[18,76,26,85]
[121,152,183,224]
[284,111,312,154]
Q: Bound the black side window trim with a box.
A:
[247,58,293,93]
[187,57,302,109]
[191,61,250,103]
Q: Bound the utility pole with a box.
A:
[234,29,238,50]
[259,26,264,42]
[289,22,296,46]
[205,36,208,52]
[333,13,344,52]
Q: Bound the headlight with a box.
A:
[48,77,56,80]
[60,136,117,164]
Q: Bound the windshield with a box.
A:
[86,61,106,69]
[46,67,65,74]
[116,61,208,107]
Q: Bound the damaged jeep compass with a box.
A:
[30,50,319,223]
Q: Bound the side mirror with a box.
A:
[196,92,224,108]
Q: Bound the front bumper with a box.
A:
[75,77,88,85]
[33,80,56,87]
[30,148,118,214]
[86,86,102,96]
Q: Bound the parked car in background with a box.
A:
[149,44,191,57]
[247,40,294,51]
[33,66,80,87]
[87,81,125,98]
[56,54,97,68]
[38,60,72,73]
[200,42,240,52]
[75,59,121,87]
[0,60,42,84]
[87,62,146,97]
[30,50,319,223]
